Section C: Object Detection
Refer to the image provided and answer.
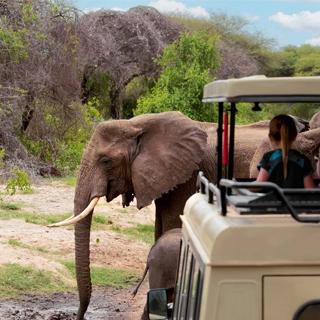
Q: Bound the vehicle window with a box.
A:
[186,257,201,319]
[173,238,204,320]
[293,300,320,320]
[178,244,193,320]
[173,237,187,320]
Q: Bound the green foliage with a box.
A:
[228,100,319,125]
[22,3,39,24]
[263,50,296,77]
[19,137,50,162]
[0,208,71,225]
[54,136,87,173]
[111,223,155,245]
[0,26,29,63]
[261,102,320,122]
[0,1,45,64]
[268,45,320,78]
[91,214,113,230]
[5,169,31,196]
[135,32,219,121]
[0,150,31,198]
[0,149,4,167]
[0,263,73,298]
[122,75,153,118]
[0,206,111,230]
[0,203,20,211]
[49,176,77,186]
[62,261,138,288]
[85,98,101,119]
[83,71,112,119]
[234,103,266,124]
[8,239,25,247]
[55,102,100,173]
[295,52,320,76]
[169,11,275,69]
[53,102,100,173]
[6,239,52,254]
[19,101,97,175]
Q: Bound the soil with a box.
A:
[0,181,156,319]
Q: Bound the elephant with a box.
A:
[132,228,181,320]
[48,111,318,319]
[310,111,320,130]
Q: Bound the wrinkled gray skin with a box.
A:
[132,228,181,320]
[72,111,314,319]
[310,111,320,130]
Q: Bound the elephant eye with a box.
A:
[100,157,114,166]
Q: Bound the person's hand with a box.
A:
[316,154,320,177]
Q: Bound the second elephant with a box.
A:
[132,228,182,320]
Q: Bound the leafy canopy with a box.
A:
[134,31,219,122]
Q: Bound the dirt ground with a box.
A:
[0,181,156,319]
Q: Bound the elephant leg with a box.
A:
[141,303,148,320]
[154,178,196,241]
[166,287,175,303]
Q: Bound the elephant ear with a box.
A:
[131,111,208,209]
[249,137,270,178]
[309,111,320,130]
[292,128,320,164]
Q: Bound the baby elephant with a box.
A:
[132,228,182,320]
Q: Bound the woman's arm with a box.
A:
[255,167,269,183]
[304,174,317,188]
[247,167,269,192]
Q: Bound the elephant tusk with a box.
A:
[47,197,100,228]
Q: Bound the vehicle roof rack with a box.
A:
[203,75,320,103]
[197,172,320,223]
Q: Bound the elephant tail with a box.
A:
[132,264,149,298]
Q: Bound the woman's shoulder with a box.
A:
[290,149,308,157]
[261,149,274,159]
[290,149,312,164]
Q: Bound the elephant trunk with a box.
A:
[73,164,96,320]
[75,212,93,320]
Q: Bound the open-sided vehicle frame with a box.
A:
[148,75,320,320]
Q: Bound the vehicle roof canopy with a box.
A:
[201,75,320,184]
[203,75,320,103]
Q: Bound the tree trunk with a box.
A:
[20,105,34,132]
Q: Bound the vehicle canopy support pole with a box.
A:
[216,102,224,185]
[228,102,236,181]
[223,112,229,176]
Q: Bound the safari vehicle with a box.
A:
[148,75,320,320]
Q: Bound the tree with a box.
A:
[134,32,219,122]
[77,7,185,119]
[294,46,320,76]
[168,11,275,79]
[0,0,88,177]
[263,49,296,77]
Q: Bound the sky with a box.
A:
[74,0,320,48]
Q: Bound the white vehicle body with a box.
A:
[148,75,320,320]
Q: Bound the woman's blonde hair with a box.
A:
[269,114,297,179]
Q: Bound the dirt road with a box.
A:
[0,181,155,319]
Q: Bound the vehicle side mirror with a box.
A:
[148,288,168,319]
[293,299,320,320]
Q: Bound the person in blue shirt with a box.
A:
[256,114,316,188]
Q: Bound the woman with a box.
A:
[256,114,316,188]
